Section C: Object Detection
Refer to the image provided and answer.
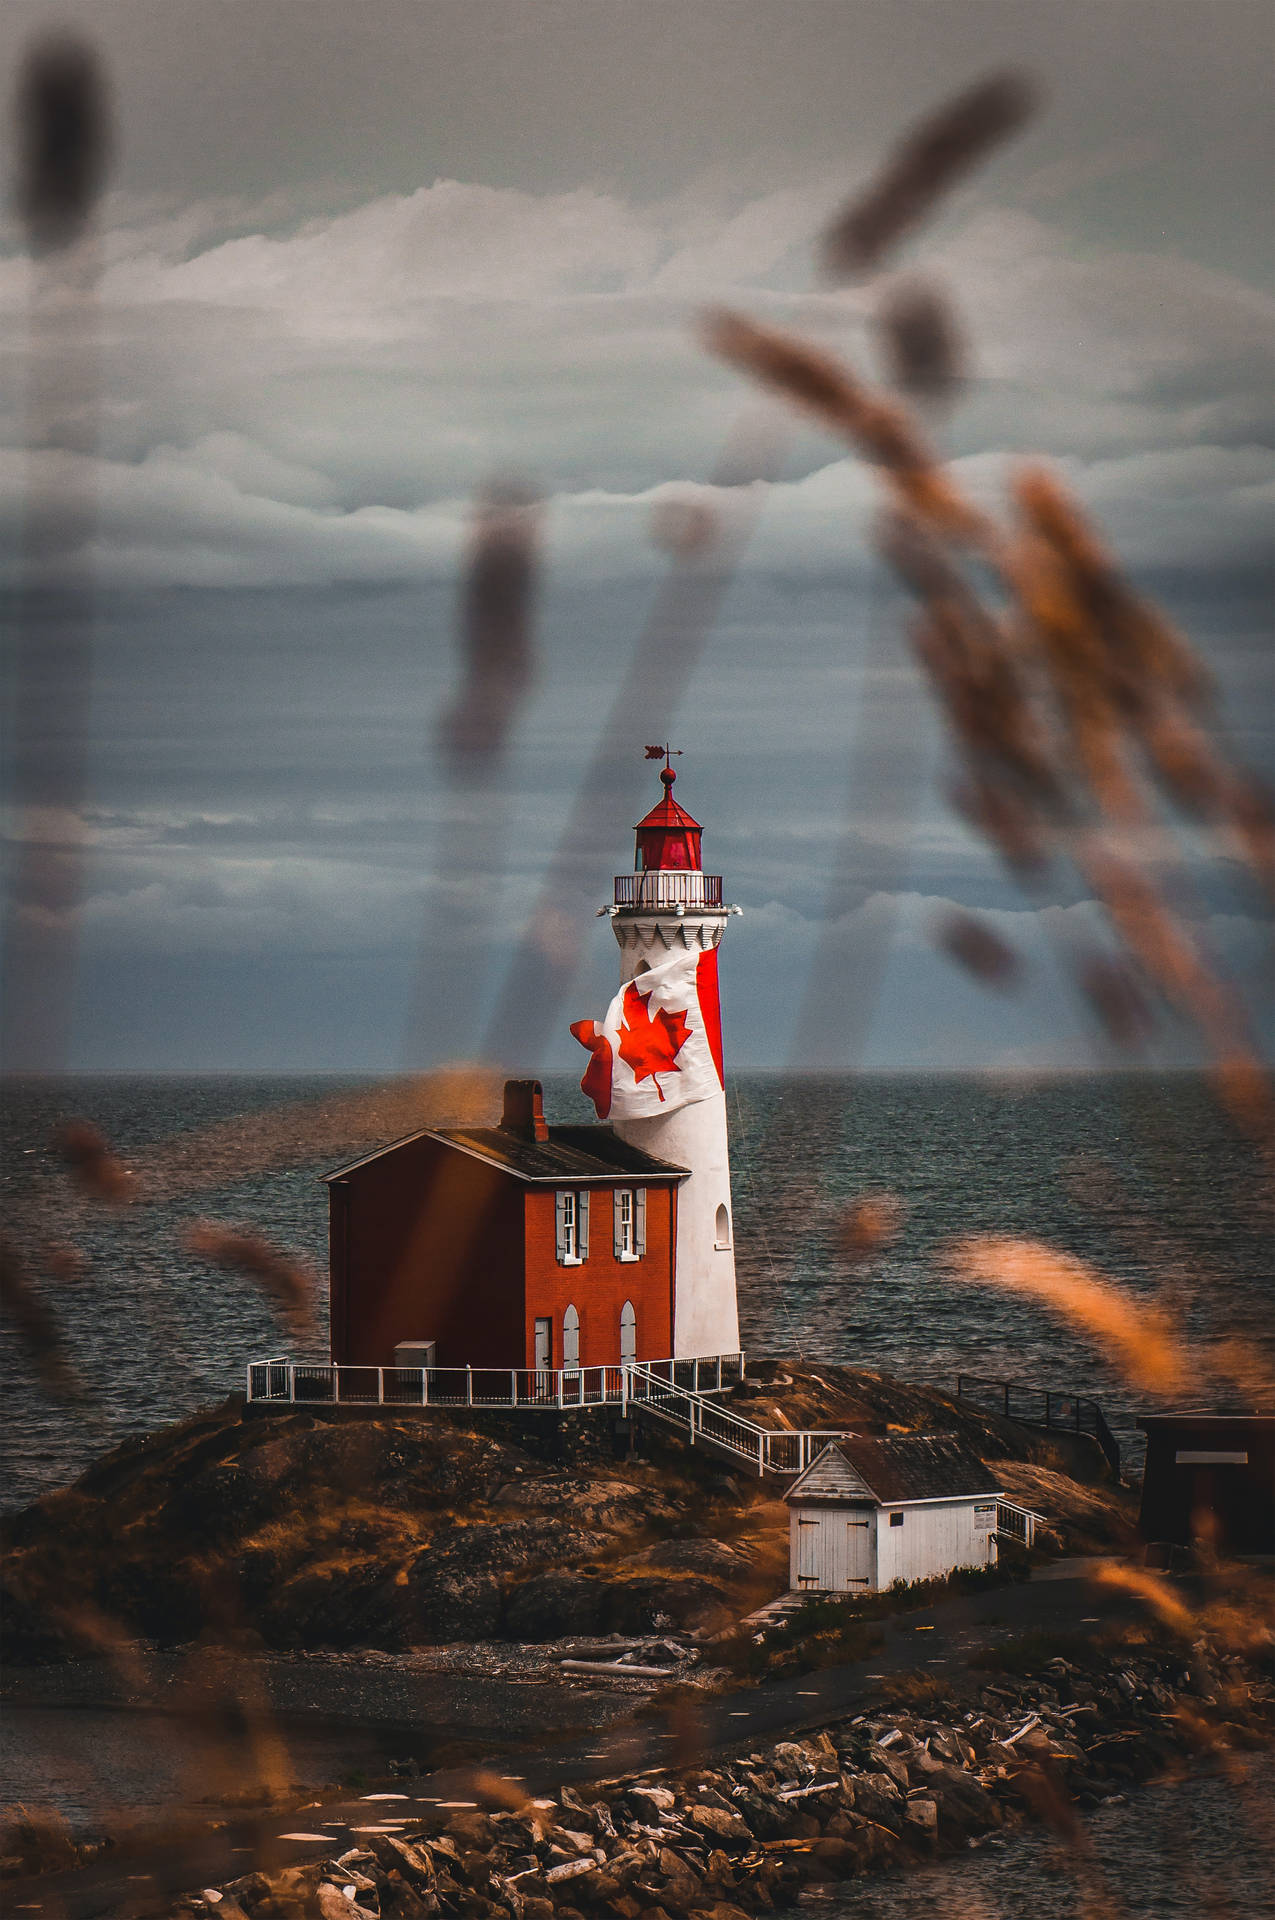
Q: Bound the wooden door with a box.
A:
[795,1514,821,1589]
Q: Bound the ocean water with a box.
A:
[776,1752,1275,1920]
[2,1070,1271,1512]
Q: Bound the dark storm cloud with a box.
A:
[1,1,1269,269]
[0,0,1269,1069]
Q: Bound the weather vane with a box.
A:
[644,744,683,771]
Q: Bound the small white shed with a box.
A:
[785,1434,1003,1594]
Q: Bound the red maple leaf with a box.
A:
[617,983,692,1100]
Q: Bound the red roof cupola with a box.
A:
[634,760,703,872]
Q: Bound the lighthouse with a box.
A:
[317,752,741,1382]
[574,753,741,1359]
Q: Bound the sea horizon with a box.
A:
[4,1068,1269,1514]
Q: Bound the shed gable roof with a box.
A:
[785,1433,1001,1506]
[787,1445,876,1502]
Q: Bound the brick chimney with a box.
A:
[501,1078,549,1142]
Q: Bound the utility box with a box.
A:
[394,1340,437,1369]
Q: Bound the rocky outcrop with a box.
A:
[0,1398,790,1661]
[0,1363,1138,1664]
[158,1631,1274,1920]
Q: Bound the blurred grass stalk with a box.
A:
[2,33,112,1075]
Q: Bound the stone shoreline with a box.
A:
[173,1631,1274,1920]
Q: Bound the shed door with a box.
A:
[842,1510,874,1589]
[795,1515,821,1587]
[533,1318,551,1371]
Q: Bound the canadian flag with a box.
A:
[571,948,725,1121]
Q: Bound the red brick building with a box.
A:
[326,1079,687,1371]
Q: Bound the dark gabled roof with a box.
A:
[322,1128,434,1181]
[322,1124,689,1185]
[434,1125,689,1183]
[787,1433,1002,1506]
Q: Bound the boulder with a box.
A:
[505,1573,607,1641]
[904,1796,938,1835]
[604,1578,734,1637]
[849,1777,902,1834]
[426,1522,609,1578]
[617,1541,750,1581]
[732,1793,790,1842]
[811,1838,856,1876]
[922,1765,998,1834]
[260,1562,415,1650]
[406,1567,503,1642]
[158,1463,277,1545]
[871,1748,910,1794]
[686,1806,752,1847]
[379,1876,438,1920]
[627,1787,677,1823]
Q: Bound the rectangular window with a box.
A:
[889,1511,904,1527]
[555,1190,588,1264]
[614,1188,638,1260]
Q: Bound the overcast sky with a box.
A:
[1,0,1271,1073]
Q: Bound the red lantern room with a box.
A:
[634,763,703,873]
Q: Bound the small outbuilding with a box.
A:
[784,1434,1003,1594]
[1138,1414,1275,1558]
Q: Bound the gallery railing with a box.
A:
[613,871,724,910]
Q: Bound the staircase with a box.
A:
[625,1363,853,1477]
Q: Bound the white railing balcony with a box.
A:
[613,871,724,911]
[245,1353,745,1411]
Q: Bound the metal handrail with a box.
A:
[614,871,724,910]
[957,1373,1121,1480]
[246,1354,746,1410]
[624,1362,853,1477]
[995,1499,1048,1548]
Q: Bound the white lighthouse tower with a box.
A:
[600,755,741,1359]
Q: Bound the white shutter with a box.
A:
[577,1190,589,1260]
[555,1191,569,1262]
[635,1188,646,1255]
[613,1190,625,1258]
[563,1303,580,1369]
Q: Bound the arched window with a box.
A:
[620,1300,637,1365]
[563,1303,580,1371]
[715,1203,731,1250]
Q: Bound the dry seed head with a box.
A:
[14,31,113,253]
[949,1236,1189,1393]
[821,69,1041,277]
